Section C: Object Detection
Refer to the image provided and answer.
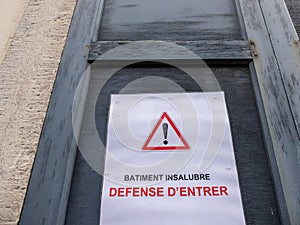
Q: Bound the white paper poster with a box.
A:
[99,92,246,225]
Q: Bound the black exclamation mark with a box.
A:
[163,123,168,145]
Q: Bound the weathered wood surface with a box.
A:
[99,0,242,41]
[89,40,252,62]
[19,0,104,225]
[65,65,281,225]
[239,0,300,224]
[259,0,300,135]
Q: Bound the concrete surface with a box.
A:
[0,0,76,224]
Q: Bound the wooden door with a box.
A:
[65,0,282,224]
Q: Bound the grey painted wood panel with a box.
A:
[259,0,300,136]
[19,0,104,224]
[238,0,300,224]
[65,64,281,225]
[89,40,252,62]
[99,0,242,41]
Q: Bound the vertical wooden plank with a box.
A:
[257,2,300,222]
[238,0,300,224]
[259,0,300,135]
[19,0,105,225]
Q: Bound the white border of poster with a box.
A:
[99,92,246,225]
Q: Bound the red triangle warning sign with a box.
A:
[142,112,190,151]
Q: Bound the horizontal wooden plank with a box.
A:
[88,40,252,63]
